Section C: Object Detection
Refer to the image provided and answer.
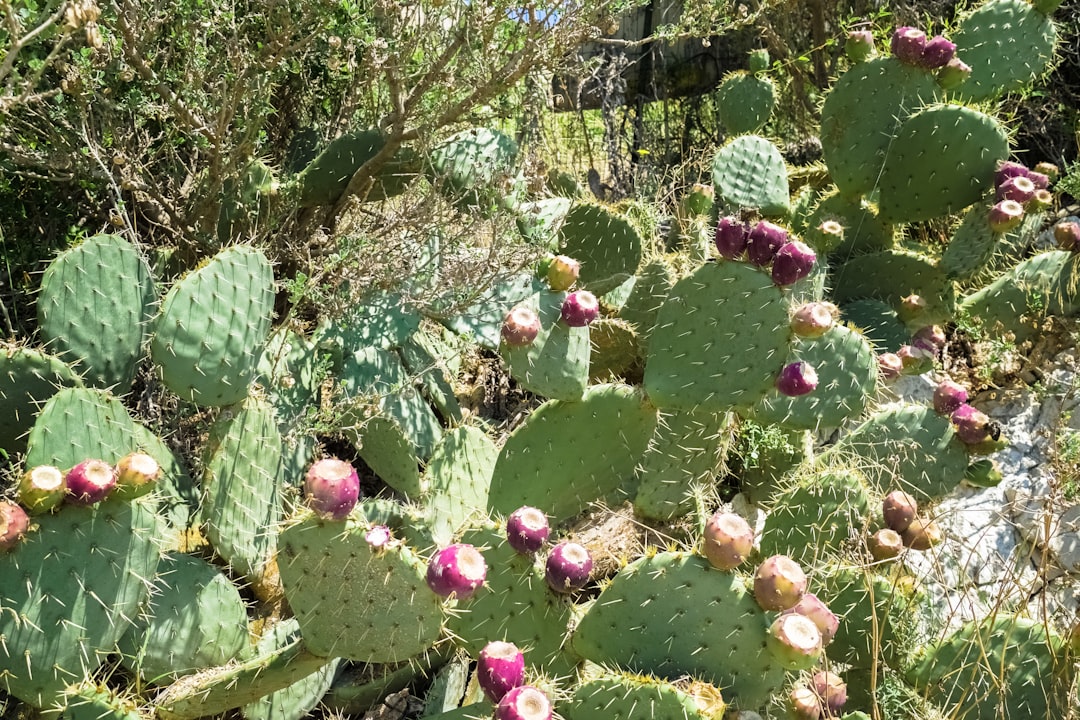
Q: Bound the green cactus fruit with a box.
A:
[118,551,252,683]
[645,260,791,413]
[486,383,657,523]
[877,105,1010,223]
[804,191,894,256]
[557,203,644,296]
[423,426,498,546]
[820,57,941,198]
[218,160,277,241]
[562,669,727,720]
[37,234,155,392]
[151,245,274,406]
[758,470,872,564]
[716,72,776,135]
[296,128,418,206]
[61,683,143,720]
[441,273,546,351]
[0,500,160,706]
[588,317,640,382]
[428,127,519,212]
[839,299,909,352]
[240,618,342,720]
[831,250,955,329]
[0,344,83,457]
[24,387,137,470]
[942,199,1043,281]
[200,396,284,581]
[501,289,590,401]
[277,512,444,662]
[572,551,785,710]
[711,135,789,217]
[952,0,1058,101]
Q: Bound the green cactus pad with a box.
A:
[877,105,1010,223]
[711,135,789,217]
[563,670,727,720]
[572,552,785,710]
[132,421,198,532]
[118,551,251,684]
[441,273,546,351]
[217,160,277,241]
[37,234,155,392]
[0,500,160,707]
[200,396,284,581]
[819,564,914,670]
[277,513,444,662]
[423,426,498,546]
[831,250,955,328]
[257,328,322,482]
[501,289,590,401]
[61,683,143,720]
[241,618,342,720]
[716,72,775,135]
[315,290,421,360]
[151,245,274,406]
[588,317,640,382]
[486,383,657,522]
[297,128,418,206]
[758,470,872,564]
[906,615,1073,719]
[748,324,876,431]
[820,57,941,198]
[839,299,910,353]
[400,329,464,424]
[357,497,435,550]
[644,260,791,413]
[428,127,518,211]
[942,201,1043,282]
[558,204,644,296]
[804,191,893,257]
[516,197,572,249]
[952,0,1058,101]
[0,344,83,456]
[25,387,138,470]
[618,258,675,350]
[342,410,424,498]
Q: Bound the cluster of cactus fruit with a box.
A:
[3,0,1080,718]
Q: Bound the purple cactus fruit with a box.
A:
[812,671,848,715]
[0,501,30,552]
[868,528,905,561]
[365,524,393,549]
[776,362,818,397]
[502,306,541,347]
[714,216,749,259]
[1027,171,1051,190]
[877,352,904,380]
[545,541,593,593]
[746,221,788,266]
[17,465,66,514]
[753,555,807,611]
[791,302,837,339]
[478,641,527,703]
[427,543,488,600]
[702,511,754,571]
[771,241,817,286]
[911,325,947,354]
[560,290,600,327]
[937,57,972,89]
[897,294,928,323]
[951,403,995,445]
[495,685,552,720]
[933,379,969,415]
[919,35,956,68]
[789,686,823,720]
[767,613,823,670]
[545,255,580,292]
[66,459,116,505]
[996,175,1036,205]
[506,506,550,555]
[882,490,918,533]
[902,516,943,551]
[995,160,1030,187]
[1034,162,1059,181]
[304,458,360,520]
[989,199,1026,232]
[786,592,839,646]
[1027,188,1054,211]
[891,26,927,65]
[845,29,876,63]
[1055,222,1080,252]
[114,452,161,500]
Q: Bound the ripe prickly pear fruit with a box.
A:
[506,506,550,555]
[767,613,823,670]
[789,685,823,719]
[304,458,360,520]
[919,35,956,68]
[495,685,552,720]
[901,516,943,551]
[995,161,1030,187]
[1054,222,1080,252]
[771,241,816,286]
[891,26,927,65]
[746,221,788,266]
[933,379,968,416]
[427,543,488,600]
[478,641,526,703]
[911,325,946,354]
[1027,170,1050,190]
[845,29,876,63]
[937,56,971,89]
[17,465,66,514]
[951,403,997,445]
[882,490,918,533]
[714,216,749,259]
[753,555,807,611]
[776,362,818,397]
[785,592,839,646]
[868,528,905,561]
[702,511,754,571]
[66,459,116,505]
[114,452,161,500]
[988,199,1024,233]
[791,302,837,339]
[560,290,599,327]
[545,541,593,593]
[812,671,848,715]
[0,501,30,551]
[877,352,903,380]
[545,255,580,292]
[996,175,1036,204]
[502,306,541,347]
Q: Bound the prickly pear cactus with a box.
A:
[711,135,789,217]
[0,344,83,456]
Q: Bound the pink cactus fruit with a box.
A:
[937,57,971,89]
[902,516,943,551]
[877,352,904,380]
[1054,222,1080,252]
[767,613,823,670]
[0,501,30,552]
[1027,170,1051,190]
[951,403,996,445]
[932,379,968,416]
[745,221,788,266]
[560,290,600,327]
[545,541,593,594]
[845,29,876,63]
[996,175,1036,204]
[919,35,956,68]
[702,511,754,571]
[502,306,541,347]
[995,160,1030,187]
[65,459,116,505]
[868,528,905,561]
[17,465,66,514]
[478,641,526,704]
[753,554,808,611]
[891,26,927,65]
[911,325,947,354]
[882,490,918,533]
[506,506,550,555]
[714,216,750,259]
[545,255,580,292]
[771,241,817,286]
[114,452,161,500]
[989,200,1025,233]
[786,592,840,646]
[776,362,818,397]
[304,458,360,520]
[427,543,488,600]
[897,344,934,374]
[495,685,553,720]
[789,685,823,720]
[812,671,848,715]
[791,302,837,339]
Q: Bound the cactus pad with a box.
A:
[562,670,727,720]
[711,135,789,217]
[297,128,417,206]
[24,387,138,470]
[831,250,955,328]
[0,344,83,456]
[952,0,1058,101]
[501,289,590,401]
[716,72,775,135]
[558,204,644,296]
